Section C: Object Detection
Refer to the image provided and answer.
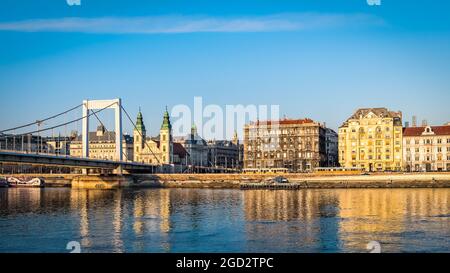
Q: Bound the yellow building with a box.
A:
[339,108,403,172]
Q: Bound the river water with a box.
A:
[0,188,449,253]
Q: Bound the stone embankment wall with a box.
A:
[10,173,450,189]
[133,173,450,189]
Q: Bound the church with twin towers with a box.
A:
[133,108,188,165]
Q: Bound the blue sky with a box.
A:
[1,0,450,138]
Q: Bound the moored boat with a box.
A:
[7,177,45,187]
[0,177,8,188]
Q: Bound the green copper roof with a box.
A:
[135,109,146,132]
[161,106,172,130]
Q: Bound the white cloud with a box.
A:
[0,13,385,34]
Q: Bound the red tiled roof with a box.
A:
[403,126,450,137]
[249,118,315,126]
[173,143,188,158]
[154,141,188,158]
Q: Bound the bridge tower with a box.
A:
[82,99,123,162]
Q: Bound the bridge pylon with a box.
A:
[82,99,123,174]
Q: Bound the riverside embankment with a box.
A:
[9,172,450,189]
[136,173,450,189]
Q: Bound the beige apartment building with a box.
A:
[69,125,134,161]
[403,125,450,172]
[339,108,403,172]
[243,118,329,173]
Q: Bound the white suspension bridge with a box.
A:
[0,98,158,174]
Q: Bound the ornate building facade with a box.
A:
[338,108,403,172]
[207,132,242,169]
[177,125,209,167]
[133,109,187,165]
[69,125,134,161]
[243,118,327,172]
[403,125,450,172]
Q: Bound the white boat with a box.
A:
[7,177,45,187]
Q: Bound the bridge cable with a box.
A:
[0,104,83,134]
[12,102,117,137]
[90,110,130,162]
[120,105,161,164]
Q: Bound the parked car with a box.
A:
[273,176,289,184]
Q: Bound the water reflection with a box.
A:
[0,188,448,253]
[243,189,450,252]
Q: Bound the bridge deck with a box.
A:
[0,151,154,171]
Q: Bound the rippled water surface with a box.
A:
[0,188,449,253]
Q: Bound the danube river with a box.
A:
[0,188,449,253]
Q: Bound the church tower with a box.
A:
[160,107,173,164]
[232,130,239,145]
[134,109,146,162]
[191,123,198,140]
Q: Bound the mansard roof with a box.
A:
[340,107,402,128]
[247,118,316,127]
[403,125,450,137]
[74,132,133,143]
[349,108,402,120]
